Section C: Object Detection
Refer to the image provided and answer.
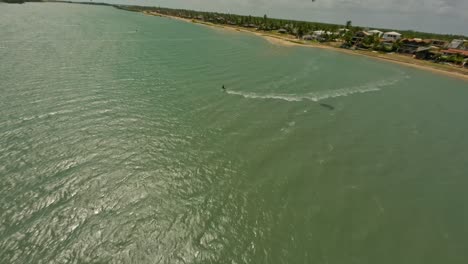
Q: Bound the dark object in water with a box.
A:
[222,85,226,92]
[319,103,335,110]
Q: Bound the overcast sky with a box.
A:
[108,0,468,35]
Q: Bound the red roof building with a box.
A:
[441,49,468,57]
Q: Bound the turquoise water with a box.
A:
[1,3,468,264]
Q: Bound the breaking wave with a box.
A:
[226,77,403,102]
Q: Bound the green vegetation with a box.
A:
[439,54,466,64]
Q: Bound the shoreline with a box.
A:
[143,11,468,82]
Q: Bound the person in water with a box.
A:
[222,85,226,91]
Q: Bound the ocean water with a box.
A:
[1,3,468,264]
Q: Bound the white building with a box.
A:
[312,30,326,37]
[367,30,383,37]
[382,31,402,41]
[312,30,333,37]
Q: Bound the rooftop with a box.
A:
[442,49,468,56]
[384,31,402,35]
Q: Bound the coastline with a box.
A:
[143,11,468,82]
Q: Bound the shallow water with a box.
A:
[1,3,468,264]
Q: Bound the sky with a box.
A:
[104,0,468,35]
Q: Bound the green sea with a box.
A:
[1,3,468,264]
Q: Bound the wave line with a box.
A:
[226,78,402,102]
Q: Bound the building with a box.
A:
[367,30,383,37]
[414,46,440,60]
[351,31,371,45]
[447,39,466,49]
[382,31,402,42]
[441,49,468,58]
[399,38,432,54]
[312,30,326,37]
[311,30,333,41]
[430,39,448,49]
[337,28,349,34]
[440,49,468,65]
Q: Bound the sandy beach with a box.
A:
[143,11,468,82]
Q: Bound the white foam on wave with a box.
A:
[114,78,136,82]
[226,77,402,102]
[226,90,303,102]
